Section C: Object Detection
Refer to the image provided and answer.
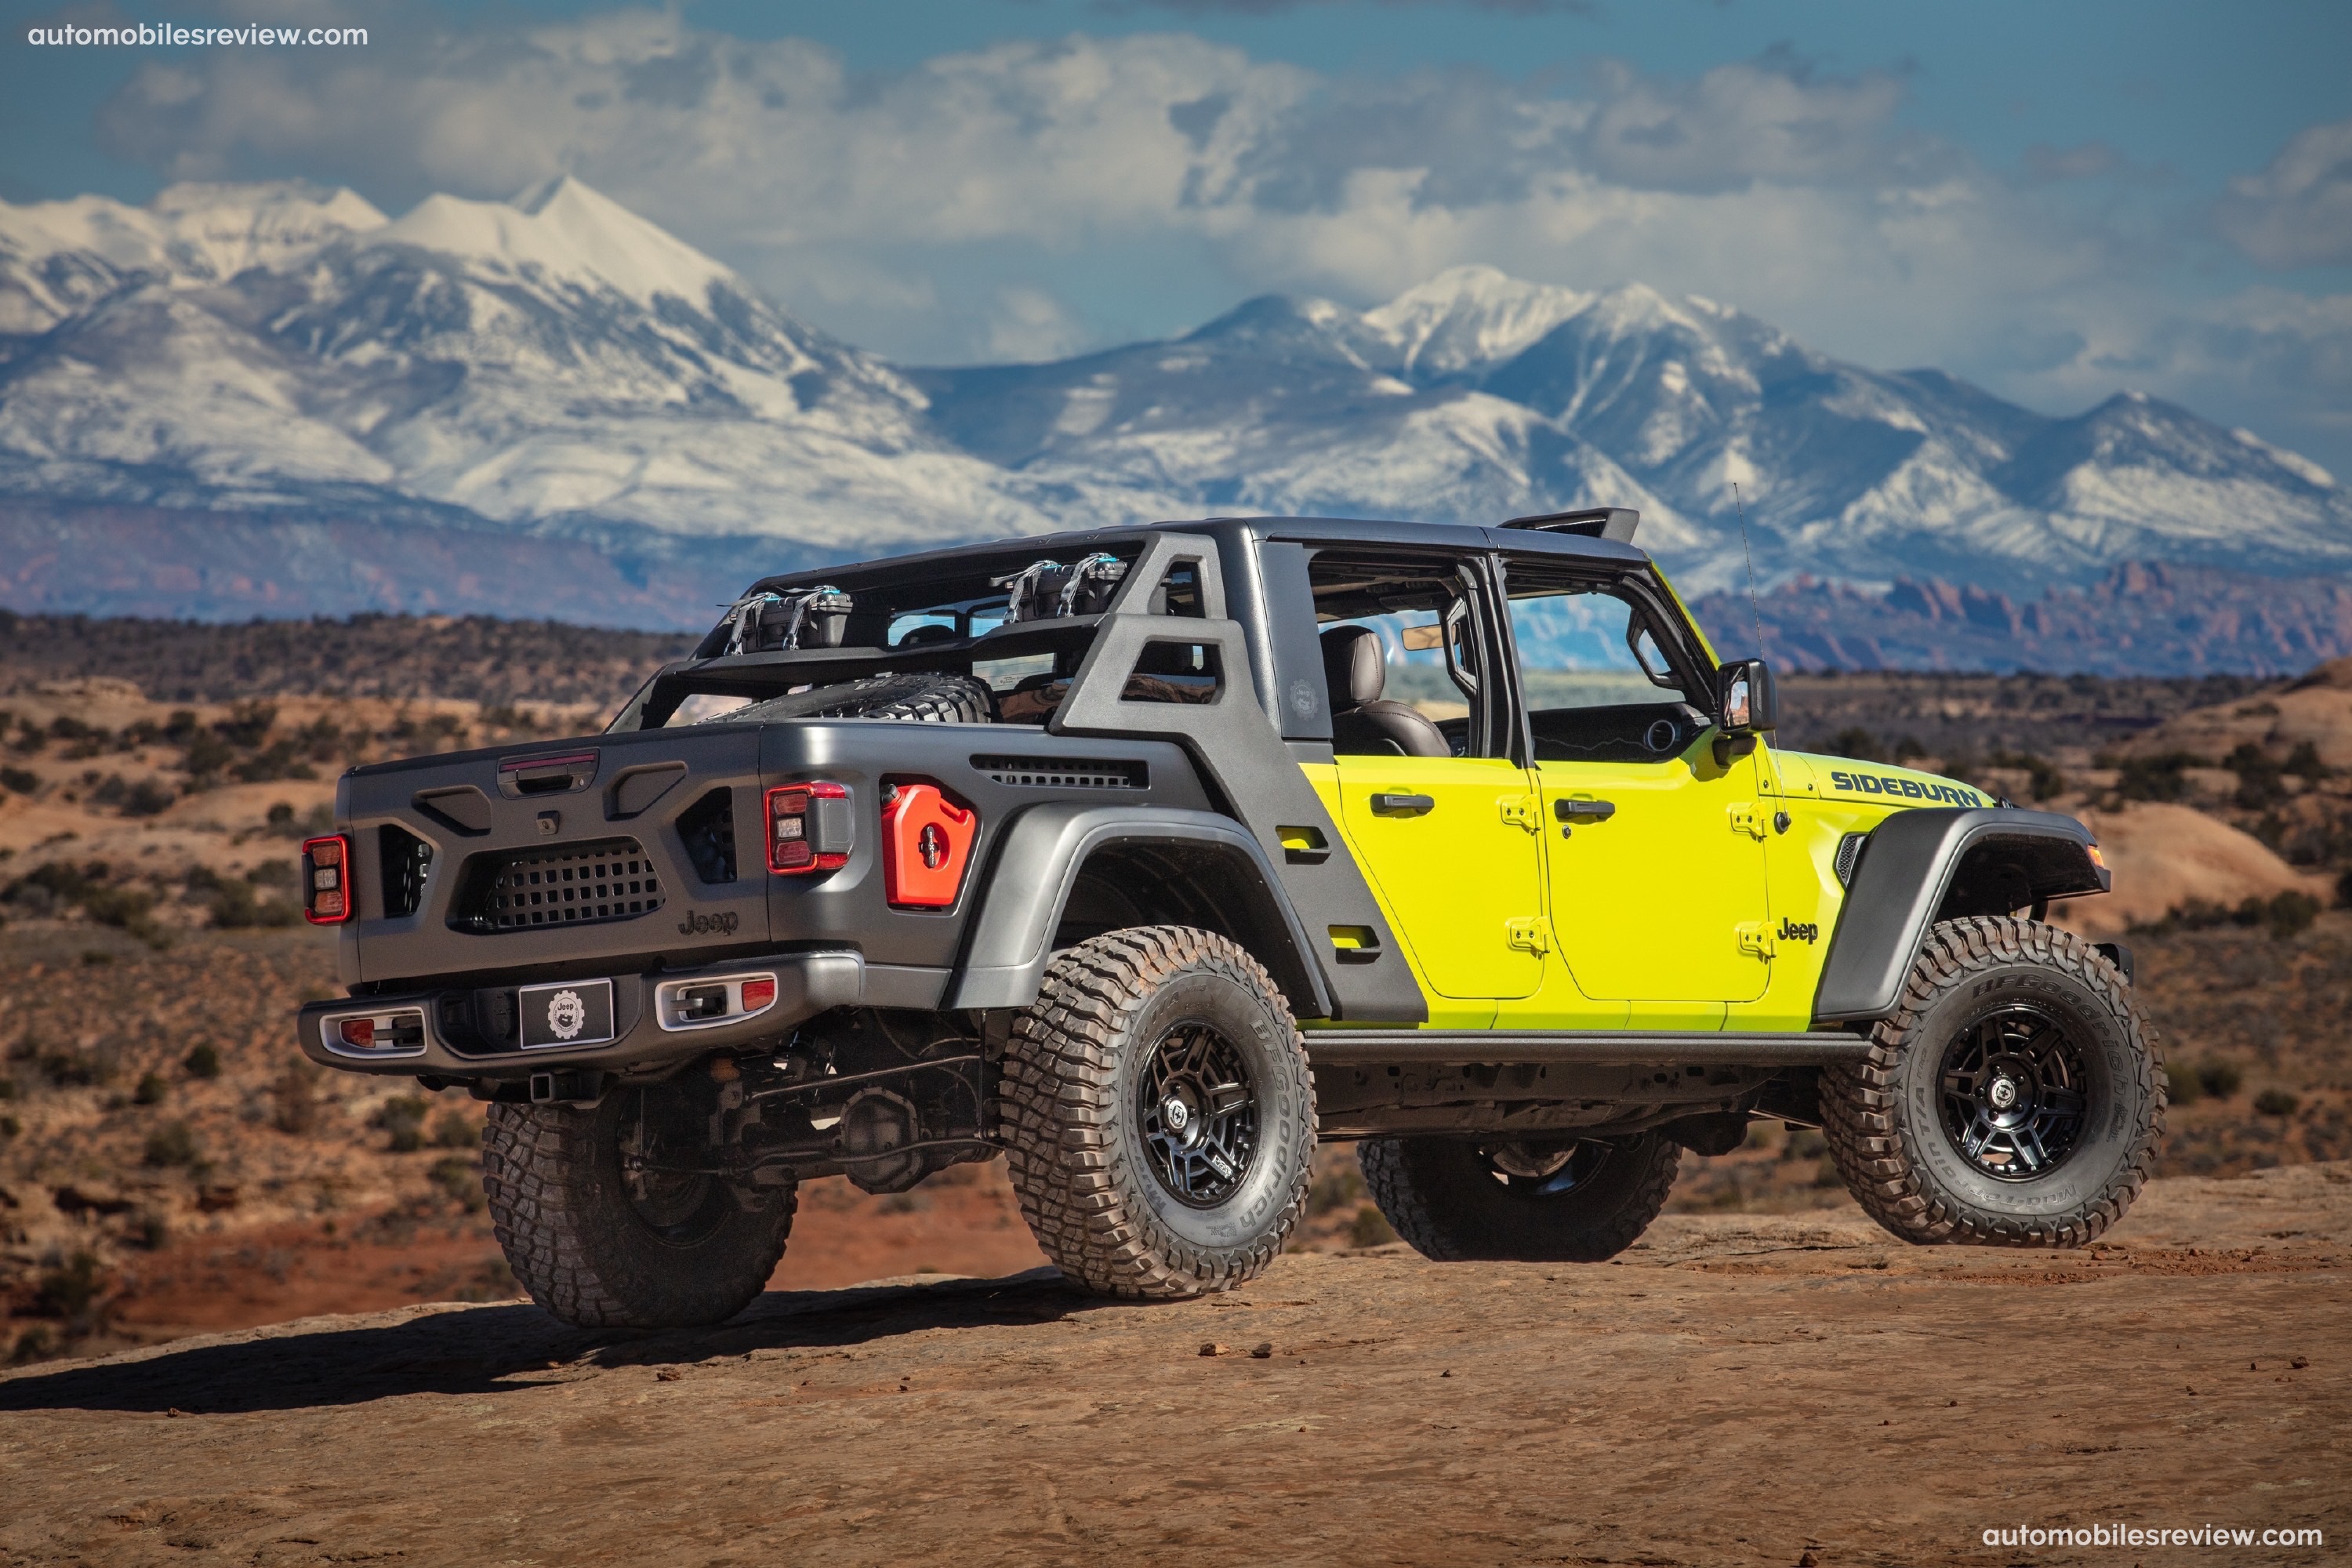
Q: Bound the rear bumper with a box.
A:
[296,950,866,1080]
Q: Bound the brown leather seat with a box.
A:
[1320,626,1452,757]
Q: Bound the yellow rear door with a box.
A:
[1334,756,1546,1000]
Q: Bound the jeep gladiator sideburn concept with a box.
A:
[296,510,2156,1328]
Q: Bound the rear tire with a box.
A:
[1820,916,2161,1248]
[1359,1133,1680,1262]
[483,1088,795,1330]
[1000,927,1315,1299]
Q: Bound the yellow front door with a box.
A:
[1539,742,1772,1002]
[1333,756,1546,1000]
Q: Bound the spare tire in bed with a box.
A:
[703,672,994,726]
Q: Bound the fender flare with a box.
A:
[942,804,1334,1017]
[1811,808,2110,1025]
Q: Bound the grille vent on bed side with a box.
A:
[452,837,662,932]
[971,755,1148,790]
[379,824,434,918]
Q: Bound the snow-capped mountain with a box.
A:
[1,180,2347,651]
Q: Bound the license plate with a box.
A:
[518,978,616,1050]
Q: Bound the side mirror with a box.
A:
[1716,658,1777,737]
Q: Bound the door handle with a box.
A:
[1370,793,1436,816]
[1555,798,1617,822]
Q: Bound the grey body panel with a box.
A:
[944,804,1330,1014]
[1812,808,2109,1024]
[1049,533,1428,1022]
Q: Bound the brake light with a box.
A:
[766,781,851,875]
[882,782,976,909]
[302,834,353,924]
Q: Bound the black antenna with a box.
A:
[1733,481,1765,660]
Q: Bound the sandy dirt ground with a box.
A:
[1,1164,2343,1568]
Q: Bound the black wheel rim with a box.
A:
[1481,1138,1614,1197]
[1137,1022,1258,1209]
[617,1088,733,1243]
[1937,1004,2092,1181]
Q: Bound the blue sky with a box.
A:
[5,0,2350,469]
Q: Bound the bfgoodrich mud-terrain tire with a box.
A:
[1820,916,2161,1248]
[1359,1133,1680,1262]
[1001,927,1315,1299]
[483,1089,796,1330]
[716,672,993,726]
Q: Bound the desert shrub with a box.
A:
[132,1210,170,1250]
[2114,751,2202,803]
[216,700,278,749]
[2165,1064,2203,1105]
[133,1072,169,1106]
[34,1252,105,1323]
[0,1074,15,1101]
[1348,1203,1397,1248]
[183,728,234,779]
[430,1155,486,1212]
[0,1115,19,1141]
[377,1094,429,1152]
[0,766,35,795]
[1782,1127,1828,1161]
[272,1062,321,1134]
[2198,1060,2244,1100]
[2283,741,2331,782]
[430,1109,477,1150]
[1831,727,1882,762]
[2253,1088,2301,1116]
[210,877,299,929]
[1813,1154,1846,1188]
[2264,891,2321,941]
[38,1045,107,1088]
[183,1042,222,1080]
[1308,1165,1363,1216]
[1990,750,2065,802]
[9,1325,54,1363]
[143,1120,199,1167]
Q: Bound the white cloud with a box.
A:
[2218,117,2352,268]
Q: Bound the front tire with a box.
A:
[483,1087,796,1330]
[1821,916,2161,1248]
[1000,927,1315,1298]
[1359,1133,1680,1262]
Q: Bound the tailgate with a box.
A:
[339,726,767,985]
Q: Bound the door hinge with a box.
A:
[1506,916,1552,955]
[1736,921,1776,959]
[1498,793,1541,833]
[1729,803,1769,840]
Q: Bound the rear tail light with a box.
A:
[765,782,851,875]
[882,782,976,909]
[318,1006,424,1056]
[303,834,353,924]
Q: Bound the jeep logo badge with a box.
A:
[677,909,740,937]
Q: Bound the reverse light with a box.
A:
[881,782,977,909]
[765,781,852,875]
[302,833,353,924]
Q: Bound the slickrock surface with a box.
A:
[3,1164,2344,1567]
